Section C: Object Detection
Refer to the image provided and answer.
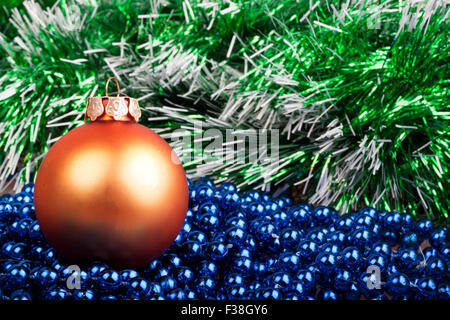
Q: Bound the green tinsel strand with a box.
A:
[0,0,448,222]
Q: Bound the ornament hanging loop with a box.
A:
[105,77,120,97]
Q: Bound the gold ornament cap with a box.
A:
[85,77,141,122]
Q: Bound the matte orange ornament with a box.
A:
[34,78,188,269]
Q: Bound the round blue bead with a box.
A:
[167,288,186,300]
[339,247,362,270]
[280,227,303,249]
[276,252,300,272]
[176,266,195,284]
[73,289,95,300]
[386,272,411,297]
[297,239,320,263]
[10,289,32,300]
[206,241,228,260]
[416,277,438,299]
[126,278,152,299]
[43,286,71,300]
[319,289,339,300]
[289,204,312,227]
[220,191,240,211]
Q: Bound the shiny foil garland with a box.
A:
[0,1,448,222]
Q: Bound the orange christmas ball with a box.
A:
[34,83,188,269]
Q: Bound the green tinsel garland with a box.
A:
[0,0,449,222]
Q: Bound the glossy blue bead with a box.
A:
[185,208,194,223]
[197,213,220,231]
[315,251,338,274]
[425,256,447,278]
[319,289,339,300]
[327,230,346,245]
[354,214,374,229]
[348,228,372,249]
[277,252,301,272]
[370,241,392,257]
[28,220,45,243]
[194,184,215,205]
[396,247,420,272]
[162,253,183,270]
[43,286,71,300]
[414,219,433,237]
[297,239,320,263]
[220,191,240,211]
[0,194,14,203]
[196,276,216,298]
[440,244,450,260]
[2,241,27,259]
[296,269,315,293]
[259,288,282,300]
[437,282,450,300]
[306,227,328,245]
[167,288,186,300]
[400,232,419,247]
[380,230,398,246]
[98,269,121,291]
[312,206,335,225]
[321,243,341,255]
[10,218,33,239]
[22,184,34,195]
[159,275,177,292]
[232,256,252,273]
[268,272,291,291]
[386,272,410,297]
[245,233,258,252]
[345,283,360,300]
[235,247,252,259]
[197,201,221,218]
[34,267,59,287]
[182,240,203,260]
[10,289,32,300]
[251,261,267,274]
[206,241,228,260]
[340,247,362,270]
[198,260,218,276]
[126,278,152,298]
[88,262,108,279]
[42,247,58,264]
[73,289,95,300]
[14,192,33,203]
[223,273,244,287]
[143,259,162,276]
[218,182,237,194]
[279,227,303,249]
[429,227,448,248]
[176,266,195,285]
[271,210,290,229]
[225,226,247,246]
[289,204,312,227]
[334,215,354,232]
[359,207,377,220]
[416,277,438,299]
[245,202,266,219]
[226,216,247,230]
[4,263,29,288]
[119,269,140,284]
[382,211,403,231]
[227,285,247,299]
[18,203,35,219]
